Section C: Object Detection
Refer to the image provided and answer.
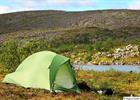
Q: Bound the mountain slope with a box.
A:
[0,10,140,66]
[0,10,140,43]
[0,10,140,33]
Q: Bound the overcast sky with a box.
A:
[0,0,140,14]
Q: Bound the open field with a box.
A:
[1,64,140,100]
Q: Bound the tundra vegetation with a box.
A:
[0,27,140,99]
[0,27,140,70]
[0,10,140,99]
[1,65,140,99]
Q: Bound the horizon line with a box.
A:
[0,8,140,15]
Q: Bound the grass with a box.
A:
[0,64,140,100]
[77,70,140,96]
[123,57,140,64]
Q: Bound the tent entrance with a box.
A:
[54,63,74,91]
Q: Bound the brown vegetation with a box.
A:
[0,10,140,42]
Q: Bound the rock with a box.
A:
[87,62,92,65]
[70,44,139,65]
[92,61,98,65]
[113,44,139,58]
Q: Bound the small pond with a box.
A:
[74,65,140,72]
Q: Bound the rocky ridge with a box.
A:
[65,44,140,65]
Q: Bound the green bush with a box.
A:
[0,40,20,70]
[18,40,49,61]
[0,40,50,70]
[101,38,114,51]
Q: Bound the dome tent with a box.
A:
[3,51,80,93]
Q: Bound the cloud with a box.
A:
[0,6,11,14]
[77,0,95,7]
[46,0,95,7]
[11,0,95,9]
[46,0,71,5]
[11,0,41,8]
[0,0,96,14]
[128,0,140,10]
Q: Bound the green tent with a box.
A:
[3,51,80,93]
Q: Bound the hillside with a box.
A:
[1,10,140,32]
[0,10,140,66]
[0,10,140,42]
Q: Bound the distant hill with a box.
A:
[0,10,140,42]
[0,10,140,67]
